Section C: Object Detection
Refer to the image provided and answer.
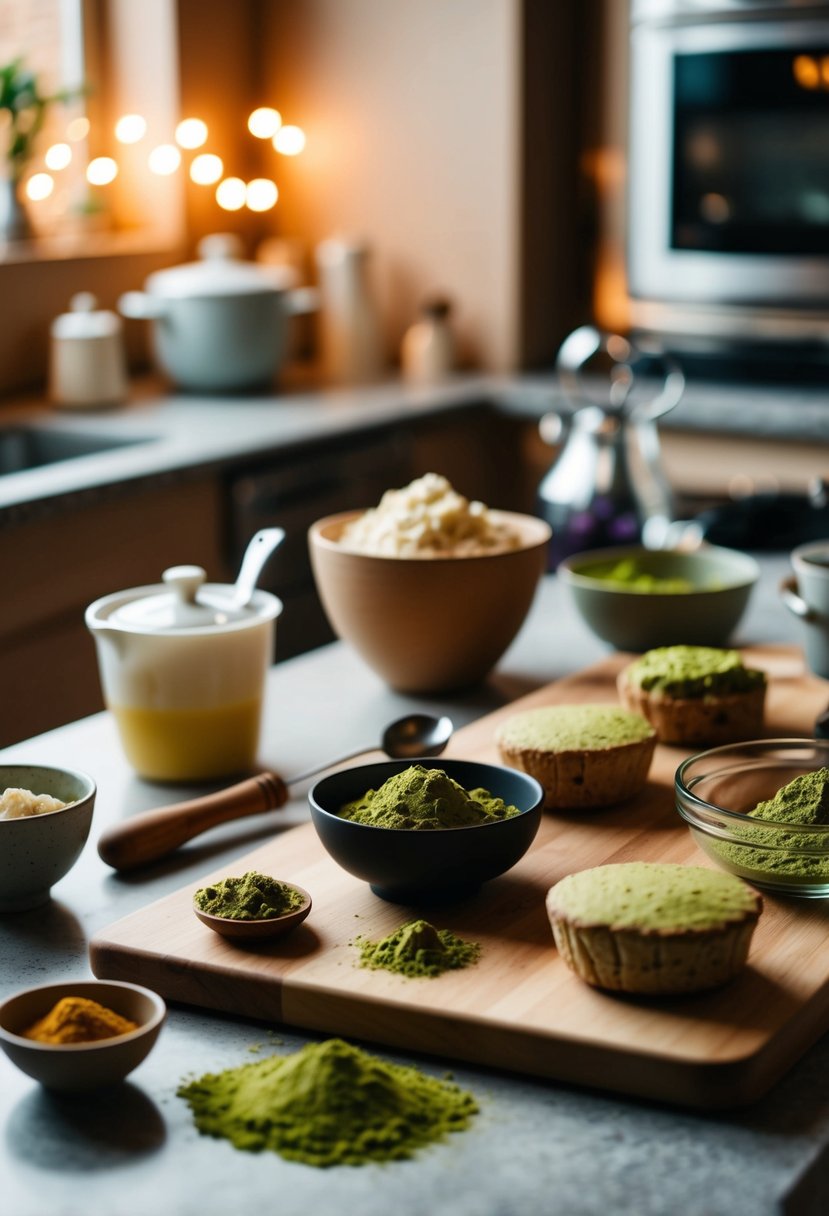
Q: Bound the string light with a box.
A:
[272,125,305,156]
[190,153,224,185]
[246,178,278,211]
[175,118,208,149]
[26,173,54,200]
[45,143,72,170]
[248,107,282,139]
[66,116,89,141]
[86,157,118,185]
[115,114,147,144]
[216,177,246,211]
[148,144,181,175]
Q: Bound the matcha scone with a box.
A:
[495,704,655,809]
[617,645,766,746]
[546,861,762,995]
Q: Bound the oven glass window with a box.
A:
[673,48,829,255]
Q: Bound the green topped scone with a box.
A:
[617,645,766,746]
[546,861,762,994]
[495,705,655,810]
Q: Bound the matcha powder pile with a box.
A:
[712,766,829,880]
[178,1038,478,1167]
[355,919,481,978]
[339,763,519,830]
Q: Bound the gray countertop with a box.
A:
[3,558,829,1216]
[1,370,827,521]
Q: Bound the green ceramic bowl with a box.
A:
[558,544,759,652]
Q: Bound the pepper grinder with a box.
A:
[49,292,128,409]
[538,326,684,568]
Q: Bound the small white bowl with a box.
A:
[0,980,166,1091]
[0,764,96,912]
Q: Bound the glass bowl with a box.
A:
[675,739,829,898]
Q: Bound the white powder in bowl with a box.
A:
[338,473,521,557]
[0,787,69,820]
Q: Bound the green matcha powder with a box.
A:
[354,919,481,978]
[339,764,520,830]
[178,1038,478,1167]
[710,767,829,881]
[193,871,306,920]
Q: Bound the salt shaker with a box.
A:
[49,292,128,409]
[400,296,456,384]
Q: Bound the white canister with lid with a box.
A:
[85,566,282,782]
[49,292,128,409]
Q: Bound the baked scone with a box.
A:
[495,704,655,809]
[617,645,766,746]
[546,861,762,995]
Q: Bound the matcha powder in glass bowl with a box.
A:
[177,1038,478,1167]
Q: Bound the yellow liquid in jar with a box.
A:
[110,699,262,782]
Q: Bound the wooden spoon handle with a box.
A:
[97,771,289,872]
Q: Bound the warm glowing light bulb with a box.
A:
[216,176,246,211]
[86,157,118,186]
[45,143,72,170]
[794,54,820,89]
[66,116,89,142]
[190,153,224,185]
[248,107,282,139]
[175,118,208,149]
[272,124,305,155]
[26,173,54,201]
[148,144,181,175]
[115,114,147,144]
[246,178,278,211]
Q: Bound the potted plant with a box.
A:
[0,58,80,241]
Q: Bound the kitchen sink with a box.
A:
[0,426,151,475]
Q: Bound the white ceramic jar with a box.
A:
[85,566,282,782]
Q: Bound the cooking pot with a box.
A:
[85,564,282,782]
[118,233,318,392]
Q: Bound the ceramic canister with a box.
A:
[85,566,282,781]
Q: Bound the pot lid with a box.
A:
[110,566,265,631]
[144,233,298,300]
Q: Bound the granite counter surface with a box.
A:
[2,559,829,1216]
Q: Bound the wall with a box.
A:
[260,0,522,372]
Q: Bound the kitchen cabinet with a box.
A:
[0,474,225,748]
[0,403,525,746]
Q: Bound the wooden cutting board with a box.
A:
[90,644,829,1110]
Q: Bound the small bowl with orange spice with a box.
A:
[0,979,166,1091]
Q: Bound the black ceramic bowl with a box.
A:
[308,758,544,902]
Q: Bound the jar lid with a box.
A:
[51,292,123,340]
[144,233,297,300]
[106,567,272,631]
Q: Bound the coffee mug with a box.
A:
[781,540,829,678]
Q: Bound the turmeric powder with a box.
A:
[23,996,138,1044]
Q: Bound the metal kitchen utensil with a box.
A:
[538,326,685,567]
[96,712,454,871]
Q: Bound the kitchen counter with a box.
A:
[1,370,827,521]
[3,557,829,1216]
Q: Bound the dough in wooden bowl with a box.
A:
[495,704,655,810]
[546,861,762,995]
[617,645,766,747]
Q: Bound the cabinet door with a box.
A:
[0,476,223,746]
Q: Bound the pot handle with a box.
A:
[118,290,168,321]
[780,575,817,621]
[283,286,320,316]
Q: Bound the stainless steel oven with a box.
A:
[628,0,829,352]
